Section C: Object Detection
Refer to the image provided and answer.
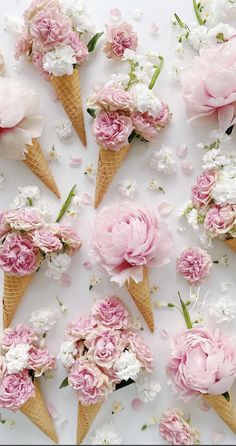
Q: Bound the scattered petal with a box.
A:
[211,430,225,444]
[176,144,188,158]
[110,8,122,22]
[83,260,93,270]
[159,202,174,217]
[55,118,72,139]
[181,162,193,175]
[149,20,159,35]
[89,275,102,290]
[131,398,142,410]
[159,328,169,339]
[132,9,144,20]
[59,273,71,288]
[81,193,93,205]
[47,404,59,420]
[69,156,82,166]
[84,163,96,178]
[118,179,137,199]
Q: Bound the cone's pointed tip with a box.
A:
[55,191,61,199]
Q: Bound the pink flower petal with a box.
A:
[47,404,58,420]
[181,162,193,175]
[110,8,122,21]
[211,430,225,444]
[131,398,142,410]
[149,21,159,36]
[159,202,174,217]
[83,260,93,270]
[81,193,93,205]
[59,273,71,288]
[69,156,82,166]
[159,328,169,339]
[176,144,188,158]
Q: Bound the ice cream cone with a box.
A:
[77,401,103,445]
[21,379,58,443]
[94,144,131,209]
[50,69,86,147]
[224,238,236,252]
[126,266,154,332]
[3,273,34,328]
[24,139,60,199]
[203,393,236,433]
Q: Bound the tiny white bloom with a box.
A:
[136,371,161,402]
[118,179,137,199]
[19,186,41,202]
[212,169,236,204]
[55,118,72,139]
[91,423,122,445]
[6,344,30,374]
[43,46,76,77]
[30,308,57,334]
[186,208,199,231]
[45,253,72,280]
[202,148,229,171]
[188,24,209,50]
[208,23,235,43]
[4,14,24,34]
[132,8,144,20]
[114,350,141,381]
[208,296,236,323]
[149,146,177,175]
[148,178,159,190]
[58,340,77,368]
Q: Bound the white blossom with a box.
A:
[188,24,209,50]
[170,58,184,81]
[131,83,162,116]
[55,118,72,139]
[58,340,76,368]
[132,9,144,20]
[105,73,130,89]
[43,46,76,77]
[202,149,230,171]
[149,146,177,175]
[208,23,235,43]
[135,372,161,402]
[186,208,200,231]
[212,169,236,204]
[5,344,30,374]
[3,14,24,34]
[45,253,72,280]
[114,350,141,381]
[91,424,122,445]
[118,179,137,199]
[30,308,57,334]
[208,296,236,323]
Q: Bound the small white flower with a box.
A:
[118,179,137,199]
[114,350,141,381]
[212,169,236,204]
[186,208,199,231]
[132,8,144,20]
[148,178,159,190]
[30,308,57,334]
[5,344,30,374]
[131,83,162,116]
[208,296,236,323]
[135,372,161,402]
[43,46,76,77]
[91,424,121,445]
[58,340,76,368]
[45,253,72,280]
[208,23,235,43]
[170,58,184,81]
[84,163,96,178]
[55,118,72,139]
[19,186,41,202]
[202,148,229,171]
[188,24,209,50]
[4,14,24,34]
[149,146,177,175]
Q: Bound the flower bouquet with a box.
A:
[58,296,154,444]
[87,50,171,207]
[16,0,103,147]
[91,203,173,332]
[0,77,60,198]
[0,323,58,442]
[0,185,81,327]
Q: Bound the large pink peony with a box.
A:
[86,329,124,369]
[4,208,45,231]
[167,327,236,401]
[0,325,38,351]
[92,296,129,330]
[191,170,217,208]
[92,111,133,151]
[176,247,212,284]
[0,233,40,276]
[28,346,56,377]
[32,228,62,253]
[103,22,138,60]
[181,38,236,132]
[204,204,236,236]
[89,87,134,112]
[0,370,35,411]
[91,203,173,286]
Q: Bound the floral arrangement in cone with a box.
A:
[16,0,103,147]
[0,77,60,198]
[91,202,173,332]
[58,296,155,444]
[166,293,236,434]
[0,322,58,442]
[87,49,171,207]
[0,185,81,327]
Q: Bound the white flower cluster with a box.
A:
[5,343,30,374]
[45,253,72,280]
[135,371,161,402]
[212,166,236,205]
[114,350,141,381]
[58,340,77,368]
[118,179,137,199]
[123,49,163,85]
[208,295,236,324]
[60,0,95,36]
[91,424,122,445]
[149,146,177,175]
[11,186,51,220]
[30,308,57,334]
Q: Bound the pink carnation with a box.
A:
[32,228,62,253]
[86,329,124,369]
[0,233,40,276]
[15,33,32,59]
[176,247,213,284]
[159,410,196,445]
[155,102,172,127]
[4,208,45,231]
[89,87,134,112]
[103,22,138,60]
[191,170,217,208]
[65,316,97,341]
[204,204,236,236]
[28,346,56,377]
[92,296,129,330]
[68,33,88,65]
[31,50,49,79]
[128,332,153,372]
[24,0,60,23]
[0,370,35,411]
[92,111,133,151]
[131,112,159,142]
[167,327,236,401]
[0,325,38,351]
[51,224,82,253]
[91,203,173,286]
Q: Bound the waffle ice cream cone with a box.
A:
[203,393,236,433]
[21,379,58,443]
[224,238,236,252]
[94,144,131,209]
[24,139,60,199]
[126,267,154,332]
[77,401,103,445]
[3,273,33,328]
[50,69,86,147]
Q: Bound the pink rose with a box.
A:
[15,33,32,59]
[92,296,129,329]
[92,203,173,286]
[28,346,56,377]
[32,228,62,253]
[0,233,40,276]
[159,410,196,445]
[204,204,236,236]
[68,358,112,405]
[191,170,217,208]
[0,325,38,351]
[103,22,138,60]
[89,87,134,112]
[65,316,97,341]
[92,111,133,151]
[128,332,153,372]
[176,247,213,284]
[51,224,82,253]
[0,370,35,411]
[131,112,159,142]
[181,37,236,132]
[86,329,125,369]
[68,33,88,65]
[167,327,236,401]
[29,7,71,51]
[24,0,60,23]
[4,208,45,231]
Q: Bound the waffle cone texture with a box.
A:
[224,238,236,252]
[21,379,58,443]
[94,145,131,208]
[3,273,34,328]
[50,69,86,147]
[77,401,103,445]
[24,139,60,198]
[203,393,236,433]
[126,266,154,332]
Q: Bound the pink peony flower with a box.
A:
[24,0,60,23]
[65,316,97,341]
[89,87,134,112]
[0,233,40,276]
[92,111,133,151]
[15,33,32,59]
[191,170,217,208]
[68,358,112,405]
[181,37,236,132]
[167,327,236,401]
[32,228,62,253]
[4,208,45,231]
[128,332,153,372]
[159,409,196,445]
[91,203,173,286]
[0,325,38,351]
[68,34,88,65]
[50,224,82,253]
[131,112,159,142]
[85,329,125,369]
[0,370,35,411]
[92,296,129,330]
[204,204,236,237]
[176,247,213,284]
[103,22,138,60]
[28,346,56,377]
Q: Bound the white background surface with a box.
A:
[1,0,236,444]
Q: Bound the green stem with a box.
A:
[179,292,193,329]
[27,197,33,206]
[148,57,164,90]
[193,0,204,25]
[174,13,186,30]
[55,184,77,223]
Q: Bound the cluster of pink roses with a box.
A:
[0,324,56,411]
[59,296,154,405]
[0,207,81,276]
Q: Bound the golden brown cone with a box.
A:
[77,401,103,445]
[3,273,33,328]
[203,393,236,433]
[126,266,154,332]
[50,69,86,147]
[224,238,236,252]
[24,139,60,198]
[94,145,131,209]
[21,379,58,443]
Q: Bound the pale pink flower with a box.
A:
[131,112,159,141]
[176,247,213,284]
[155,102,172,127]
[204,204,236,236]
[0,233,40,276]
[128,332,153,372]
[92,296,129,330]
[191,170,217,208]
[24,0,60,23]
[50,224,82,253]
[89,87,134,112]
[92,111,133,151]
[4,208,45,231]
[103,22,138,60]
[15,32,32,59]
[0,211,10,238]
[86,328,125,369]
[65,316,97,341]
[159,409,196,445]
[68,33,88,65]
[0,370,35,411]
[0,325,38,351]
[31,50,49,79]
[28,346,56,377]
[32,228,62,253]
[167,327,236,401]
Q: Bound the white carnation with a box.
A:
[4,14,24,34]
[212,170,236,204]
[131,83,162,116]
[135,371,161,402]
[150,146,177,175]
[91,423,122,445]
[30,308,57,334]
[188,24,209,50]
[55,118,72,139]
[114,350,141,381]
[43,46,76,77]
[186,208,199,231]
[208,23,235,42]
[208,296,236,323]
[6,344,30,374]
[58,340,76,368]
[118,179,137,199]
[60,0,94,35]
[202,149,230,171]
[45,253,72,280]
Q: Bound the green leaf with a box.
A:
[148,56,164,90]
[87,32,104,52]
[55,184,77,223]
[193,0,204,25]
[59,377,69,389]
[222,391,230,402]
[174,13,186,30]
[87,108,96,118]
[179,292,193,329]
